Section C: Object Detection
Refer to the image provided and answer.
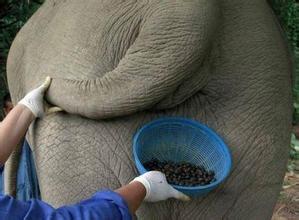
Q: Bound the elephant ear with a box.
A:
[47,0,219,119]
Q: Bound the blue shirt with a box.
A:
[0,167,132,220]
[16,139,40,200]
[0,139,40,201]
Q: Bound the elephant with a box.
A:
[5,0,293,219]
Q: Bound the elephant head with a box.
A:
[6,0,292,219]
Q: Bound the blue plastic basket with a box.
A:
[133,117,232,197]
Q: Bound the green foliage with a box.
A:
[288,133,299,171]
[271,0,299,123]
[0,0,44,112]
[290,133,299,160]
[272,1,299,163]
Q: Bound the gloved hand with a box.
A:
[133,171,190,202]
[19,76,62,118]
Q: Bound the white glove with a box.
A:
[133,171,190,202]
[19,76,60,117]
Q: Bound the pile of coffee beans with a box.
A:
[143,158,216,186]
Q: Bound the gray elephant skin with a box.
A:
[6,0,292,219]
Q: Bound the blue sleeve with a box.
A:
[0,190,132,220]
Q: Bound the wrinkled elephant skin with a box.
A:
[6,0,292,219]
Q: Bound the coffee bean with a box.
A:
[143,158,216,187]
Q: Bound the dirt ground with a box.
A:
[272,161,299,220]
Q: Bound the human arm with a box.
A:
[0,171,189,220]
[0,77,54,166]
[0,190,132,220]
[0,105,35,165]
[116,171,190,214]
[115,181,146,214]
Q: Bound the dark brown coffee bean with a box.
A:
[143,159,216,187]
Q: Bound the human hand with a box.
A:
[132,171,190,202]
[18,76,62,118]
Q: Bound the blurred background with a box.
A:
[0,0,298,219]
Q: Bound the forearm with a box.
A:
[0,104,34,165]
[115,181,146,214]
[0,189,133,220]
